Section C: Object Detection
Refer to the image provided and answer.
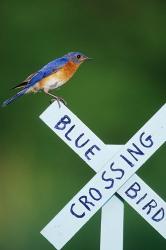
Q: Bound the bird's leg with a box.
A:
[50,94,67,107]
[45,92,61,108]
[57,96,67,106]
[44,90,67,108]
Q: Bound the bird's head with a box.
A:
[64,52,91,64]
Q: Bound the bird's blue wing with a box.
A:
[25,57,68,88]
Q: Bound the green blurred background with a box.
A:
[0,0,165,249]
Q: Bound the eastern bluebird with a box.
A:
[1,52,90,107]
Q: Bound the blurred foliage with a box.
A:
[0,0,165,250]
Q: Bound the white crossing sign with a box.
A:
[40,102,166,250]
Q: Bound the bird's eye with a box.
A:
[77,54,81,59]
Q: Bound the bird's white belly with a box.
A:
[44,77,66,90]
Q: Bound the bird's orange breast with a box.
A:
[37,61,80,90]
[58,61,80,80]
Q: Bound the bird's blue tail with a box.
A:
[1,87,28,107]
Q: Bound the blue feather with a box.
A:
[1,57,69,107]
[1,87,28,107]
[27,57,68,87]
[1,51,89,108]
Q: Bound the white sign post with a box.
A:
[40,102,166,250]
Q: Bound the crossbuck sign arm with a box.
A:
[40,103,166,250]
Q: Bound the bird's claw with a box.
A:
[50,97,67,108]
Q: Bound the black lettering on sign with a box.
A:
[142,199,158,215]
[136,193,147,204]
[65,125,75,141]
[102,162,125,189]
[85,145,101,160]
[54,116,101,160]
[54,115,71,130]
[120,143,145,168]
[120,154,134,167]
[70,188,102,219]
[102,171,114,189]
[127,143,144,161]
[89,188,102,201]
[79,195,95,211]
[75,133,90,148]
[120,133,154,168]
[125,182,141,199]
[152,208,165,222]
[110,162,125,180]
[140,132,154,148]
[70,203,85,218]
